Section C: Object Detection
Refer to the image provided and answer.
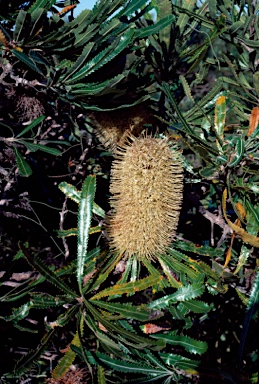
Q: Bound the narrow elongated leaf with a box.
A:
[136,14,174,38]
[14,329,55,375]
[182,299,212,314]
[11,49,44,75]
[13,10,29,42]
[151,332,207,355]
[92,301,150,321]
[52,332,80,380]
[77,175,96,292]
[85,301,162,348]
[96,352,166,375]
[67,28,134,84]
[148,283,205,310]
[2,302,31,322]
[160,352,200,372]
[20,141,62,155]
[45,305,78,330]
[97,365,107,384]
[176,0,196,33]
[13,147,32,177]
[238,269,259,363]
[28,0,56,14]
[29,293,68,308]
[19,243,76,297]
[58,182,105,217]
[16,115,46,138]
[90,274,164,300]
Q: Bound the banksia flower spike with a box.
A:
[108,134,183,261]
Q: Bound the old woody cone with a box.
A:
[107,135,183,260]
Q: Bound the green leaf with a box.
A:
[151,332,207,355]
[148,283,205,310]
[77,175,96,293]
[11,49,44,75]
[67,28,135,83]
[20,141,62,156]
[52,332,80,380]
[29,293,69,308]
[182,299,213,314]
[2,302,32,322]
[92,301,150,321]
[160,352,200,372]
[238,269,259,363]
[19,243,76,297]
[97,365,107,384]
[176,0,196,33]
[136,14,175,39]
[28,0,56,14]
[96,352,166,375]
[60,42,95,83]
[13,10,30,42]
[90,274,164,300]
[58,182,105,217]
[14,329,55,375]
[16,115,46,138]
[13,147,32,177]
[45,305,78,330]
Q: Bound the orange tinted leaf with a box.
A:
[0,28,8,47]
[236,202,246,220]
[57,4,76,15]
[143,323,170,334]
[216,95,226,105]
[248,107,259,137]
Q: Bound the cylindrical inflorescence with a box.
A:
[107,135,183,260]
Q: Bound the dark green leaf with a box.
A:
[13,147,32,177]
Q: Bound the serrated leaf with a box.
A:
[92,301,150,321]
[28,0,56,14]
[151,332,207,355]
[182,299,212,313]
[179,75,194,102]
[11,49,44,75]
[29,293,68,308]
[14,329,55,375]
[52,332,80,380]
[96,352,166,375]
[16,115,46,138]
[148,283,205,310]
[176,0,196,33]
[45,305,78,330]
[60,42,95,83]
[239,269,259,363]
[13,147,32,177]
[136,14,174,39]
[66,30,134,83]
[13,10,30,42]
[160,352,200,372]
[85,301,161,348]
[90,274,164,301]
[97,365,107,384]
[77,175,96,292]
[59,182,81,203]
[20,141,62,156]
[58,182,105,217]
[19,243,76,297]
[3,302,32,322]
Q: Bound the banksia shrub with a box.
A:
[108,135,183,260]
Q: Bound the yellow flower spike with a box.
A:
[107,134,184,261]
